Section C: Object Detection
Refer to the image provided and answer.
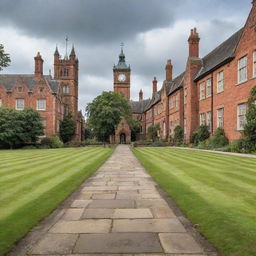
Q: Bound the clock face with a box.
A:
[118,73,126,82]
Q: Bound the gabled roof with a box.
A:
[130,98,151,114]
[0,74,61,93]
[194,28,244,81]
[165,72,185,95]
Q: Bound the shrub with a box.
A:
[208,128,229,149]
[151,140,165,147]
[192,125,210,146]
[173,126,184,146]
[147,124,160,142]
[41,136,63,148]
[229,138,252,153]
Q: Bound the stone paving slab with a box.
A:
[10,145,215,256]
[74,233,163,253]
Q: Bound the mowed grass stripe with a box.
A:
[0,149,107,219]
[0,148,99,183]
[0,148,102,201]
[140,148,256,210]
[0,147,113,256]
[133,147,256,256]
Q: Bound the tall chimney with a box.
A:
[165,60,173,81]
[188,28,200,58]
[139,89,143,101]
[153,77,157,93]
[34,52,43,79]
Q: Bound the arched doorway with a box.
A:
[120,133,126,144]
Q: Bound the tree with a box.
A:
[191,125,210,145]
[0,44,11,71]
[147,124,160,142]
[244,86,256,151]
[20,108,44,143]
[59,113,76,143]
[129,119,140,142]
[174,125,184,145]
[86,91,131,142]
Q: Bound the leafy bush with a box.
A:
[173,126,184,146]
[147,124,160,142]
[229,138,252,153]
[192,125,210,146]
[41,136,63,148]
[151,140,165,147]
[22,145,38,150]
[207,128,229,149]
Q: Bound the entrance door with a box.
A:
[120,133,126,144]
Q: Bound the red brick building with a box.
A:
[125,1,256,143]
[0,47,84,141]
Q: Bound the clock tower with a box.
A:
[113,45,131,100]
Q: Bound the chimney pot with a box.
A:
[34,52,44,79]
[165,59,173,81]
[153,77,158,93]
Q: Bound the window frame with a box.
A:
[253,51,256,78]
[16,98,24,110]
[184,88,188,104]
[200,82,205,100]
[206,111,212,132]
[217,108,224,128]
[200,113,206,126]
[37,99,46,111]
[217,71,224,93]
[238,55,248,84]
[237,103,247,131]
[206,78,212,98]
[0,98,2,107]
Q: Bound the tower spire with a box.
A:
[54,45,59,56]
[65,36,69,59]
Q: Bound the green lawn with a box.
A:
[133,147,256,256]
[0,147,113,256]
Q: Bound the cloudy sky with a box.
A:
[0,0,252,113]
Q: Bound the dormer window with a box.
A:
[39,87,45,93]
[63,85,69,94]
[17,87,23,93]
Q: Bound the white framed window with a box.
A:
[238,55,247,83]
[37,99,46,111]
[0,98,2,107]
[206,78,212,97]
[63,85,69,94]
[169,97,174,109]
[237,103,247,130]
[176,95,179,109]
[184,88,188,104]
[200,113,206,125]
[184,118,187,135]
[206,111,212,132]
[217,108,224,128]
[16,98,24,110]
[217,71,224,93]
[40,120,46,135]
[200,83,205,100]
[253,51,256,77]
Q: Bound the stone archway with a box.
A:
[114,119,131,144]
[120,133,126,144]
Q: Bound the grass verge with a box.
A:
[0,147,113,255]
[133,147,256,256]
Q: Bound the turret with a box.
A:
[34,52,43,79]
[139,89,143,101]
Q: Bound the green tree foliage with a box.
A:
[129,119,140,142]
[59,113,76,143]
[147,124,160,142]
[86,91,131,142]
[192,125,210,145]
[208,128,229,149]
[174,125,184,145]
[0,107,43,148]
[0,44,11,71]
[244,86,256,151]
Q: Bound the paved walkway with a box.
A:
[10,145,215,256]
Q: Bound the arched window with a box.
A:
[63,68,69,77]
[63,85,69,94]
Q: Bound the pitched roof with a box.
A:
[0,74,61,93]
[194,28,244,81]
[165,72,185,95]
[130,98,151,114]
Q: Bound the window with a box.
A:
[16,98,24,110]
[217,108,224,128]
[238,56,247,83]
[63,68,69,77]
[37,99,46,111]
[253,51,256,77]
[41,120,46,135]
[17,87,23,93]
[237,103,247,130]
[39,87,45,93]
[184,118,187,135]
[206,78,212,97]
[63,85,69,94]
[217,71,224,93]
[206,111,212,132]
[176,95,179,109]
[200,83,205,100]
[200,113,206,125]
[169,97,174,109]
[184,88,187,104]
[0,98,2,107]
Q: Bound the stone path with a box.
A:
[10,145,216,256]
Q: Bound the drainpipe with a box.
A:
[211,73,214,135]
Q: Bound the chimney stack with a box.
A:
[153,77,157,93]
[165,59,173,81]
[34,52,43,79]
[139,89,143,101]
[188,27,200,58]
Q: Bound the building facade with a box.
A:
[126,1,256,143]
[0,47,84,141]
